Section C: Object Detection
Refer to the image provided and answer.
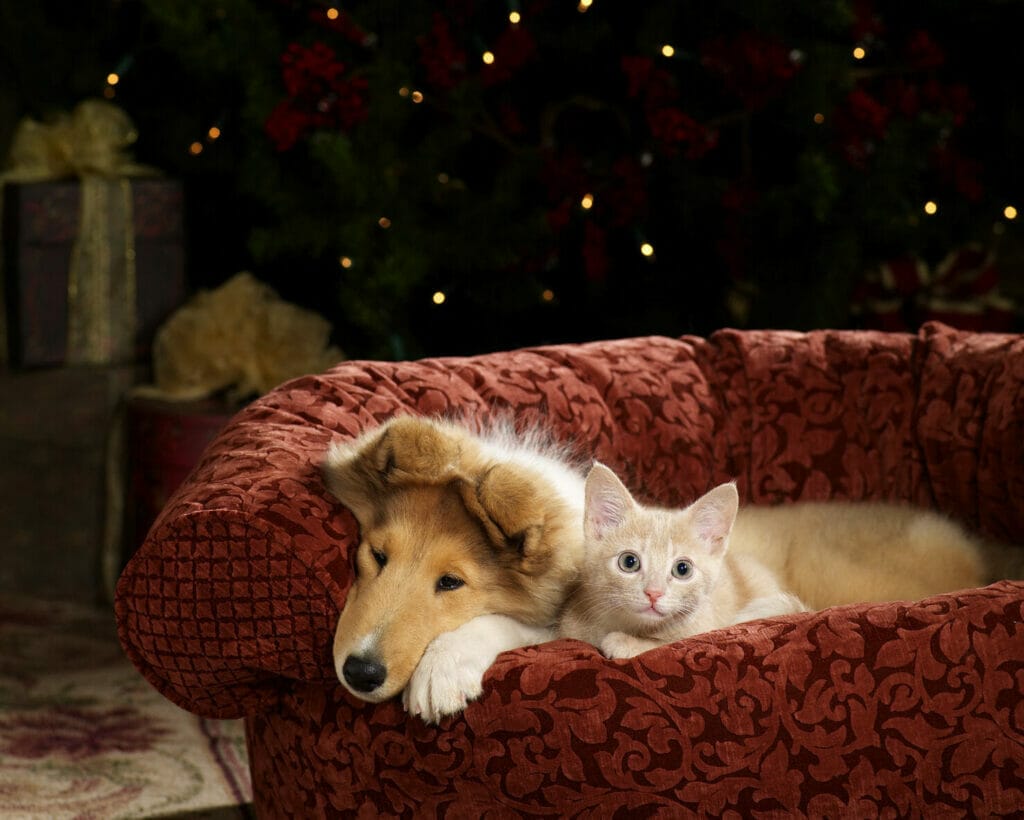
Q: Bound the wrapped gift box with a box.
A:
[0,364,144,604]
[124,394,236,559]
[2,177,186,368]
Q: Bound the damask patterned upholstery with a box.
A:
[116,323,1024,816]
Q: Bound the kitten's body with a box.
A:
[558,464,985,658]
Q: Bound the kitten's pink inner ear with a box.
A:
[584,464,633,540]
[587,491,625,538]
[692,483,739,554]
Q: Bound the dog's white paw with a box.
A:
[600,630,657,659]
[402,615,552,723]
[403,630,491,724]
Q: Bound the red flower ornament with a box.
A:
[265,42,369,151]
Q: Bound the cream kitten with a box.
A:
[558,463,806,659]
[559,462,987,659]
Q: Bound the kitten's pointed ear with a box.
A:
[584,463,635,542]
[690,482,739,555]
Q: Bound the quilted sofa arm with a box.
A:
[116,335,715,718]
[115,405,351,719]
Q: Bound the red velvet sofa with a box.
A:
[116,323,1024,817]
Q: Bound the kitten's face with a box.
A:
[593,508,717,631]
[581,464,738,634]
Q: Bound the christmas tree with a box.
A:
[5,0,1020,359]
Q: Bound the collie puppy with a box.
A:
[322,415,586,723]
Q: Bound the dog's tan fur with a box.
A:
[322,415,585,704]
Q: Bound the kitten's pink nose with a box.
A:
[645,588,662,605]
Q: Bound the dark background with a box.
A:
[2,0,1022,361]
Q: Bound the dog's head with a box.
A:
[323,417,569,703]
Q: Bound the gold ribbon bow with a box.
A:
[2,99,157,364]
[4,98,152,181]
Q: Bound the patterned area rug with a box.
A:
[0,595,252,819]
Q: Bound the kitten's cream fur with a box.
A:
[558,463,985,658]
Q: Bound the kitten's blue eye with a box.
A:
[617,552,641,572]
[673,559,692,579]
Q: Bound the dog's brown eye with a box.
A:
[371,548,387,569]
[436,574,464,592]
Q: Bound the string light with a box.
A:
[509,11,521,24]
[326,7,339,20]
[432,291,446,305]
[339,256,353,269]
[398,86,410,97]
[813,112,825,124]
[640,242,655,257]
[437,172,450,184]
[924,201,938,215]
[482,51,495,65]
[1004,205,1018,220]
[580,193,594,210]
[207,126,221,140]
[378,216,392,228]
[661,44,675,58]
[189,141,203,156]
[541,288,555,302]
[578,0,593,11]
[103,55,134,98]
[852,46,866,60]
[102,55,134,99]
[411,90,424,103]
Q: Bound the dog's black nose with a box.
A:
[342,655,387,693]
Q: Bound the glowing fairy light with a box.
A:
[432,291,446,305]
[581,193,594,210]
[853,46,866,60]
[509,11,521,24]
[640,242,655,257]
[482,51,496,65]
[207,126,221,140]
[924,201,938,215]
[189,141,203,156]
[107,72,120,86]
[813,112,825,124]
[326,7,339,20]
[1004,205,1018,220]
[378,216,392,228]
[339,256,353,269]
[661,44,675,58]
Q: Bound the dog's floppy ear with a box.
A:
[322,416,463,523]
[375,416,462,484]
[458,464,549,562]
[322,425,391,525]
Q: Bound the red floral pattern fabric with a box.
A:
[116,323,1024,815]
